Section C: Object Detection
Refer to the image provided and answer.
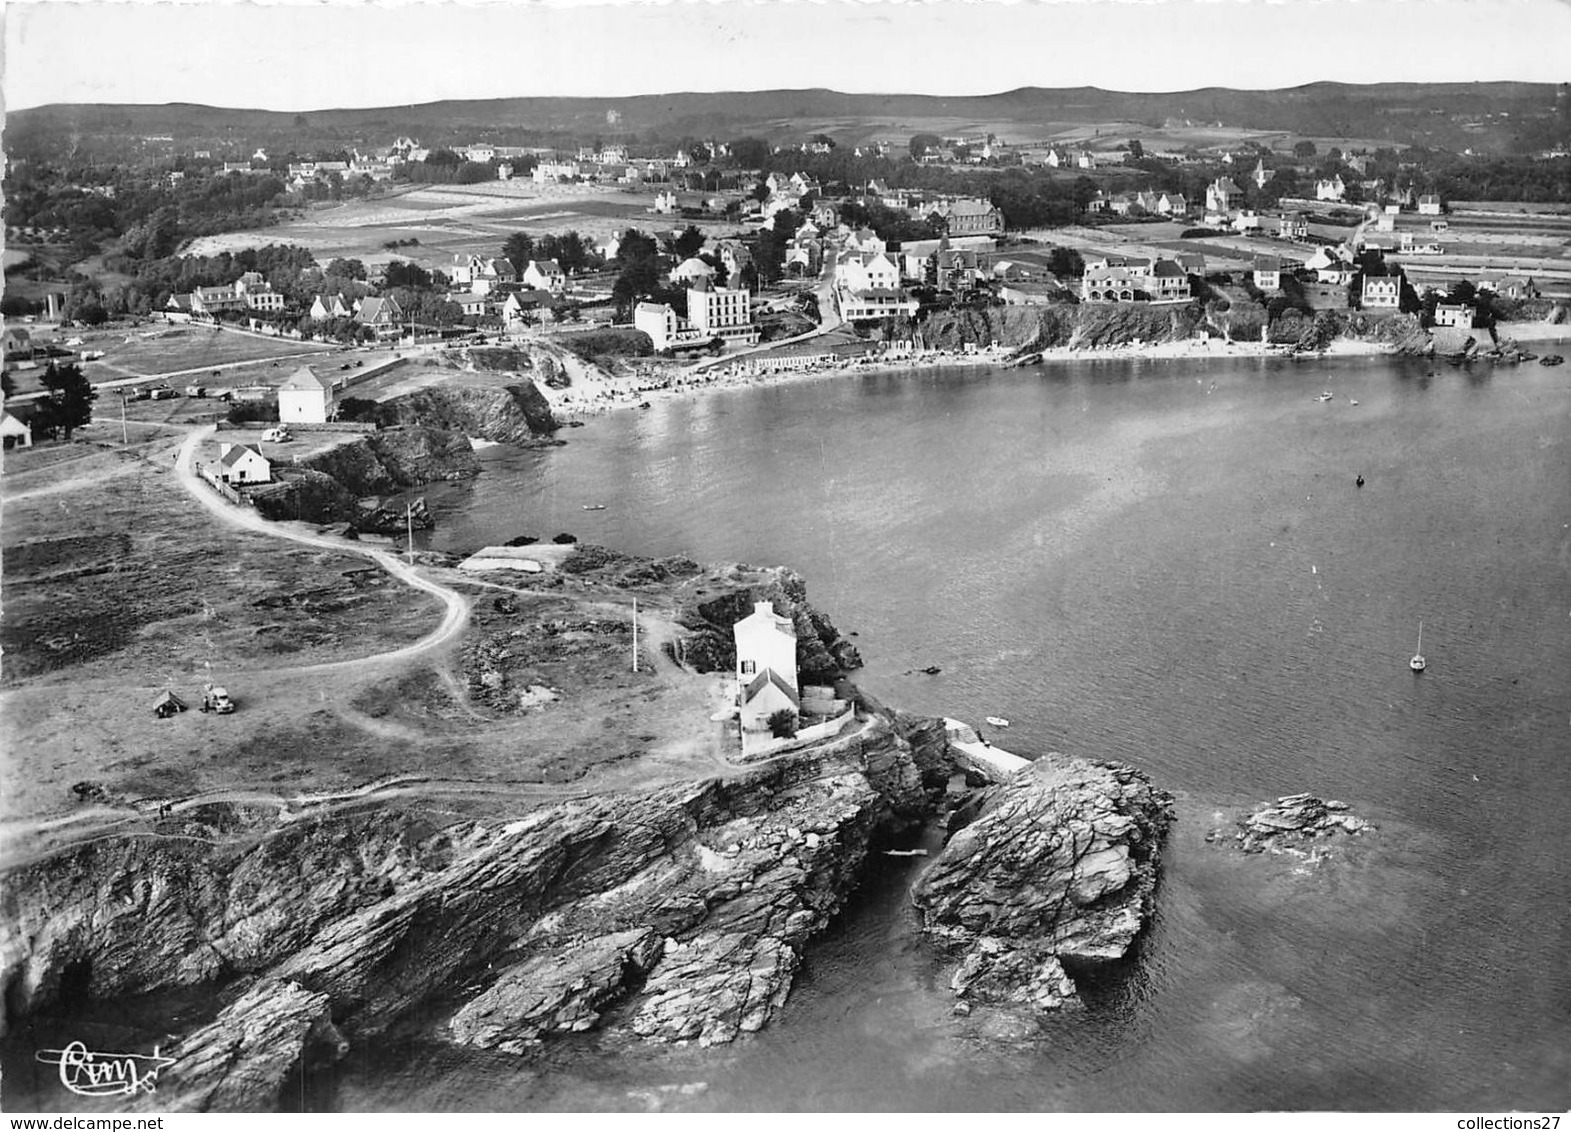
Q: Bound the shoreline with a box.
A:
[534,321,1568,421]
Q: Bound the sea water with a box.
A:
[343,351,1571,1110]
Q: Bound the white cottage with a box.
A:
[218,442,271,485]
[733,600,799,736]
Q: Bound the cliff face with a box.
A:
[249,428,479,523]
[913,753,1175,1016]
[3,714,945,1111]
[367,381,559,444]
[890,303,1203,353]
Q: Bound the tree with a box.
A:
[1,371,15,399]
[1127,139,1145,159]
[502,232,535,273]
[811,133,837,150]
[673,224,706,259]
[910,133,942,160]
[37,362,96,440]
[1294,140,1318,160]
[325,257,366,281]
[766,708,798,739]
[728,137,770,168]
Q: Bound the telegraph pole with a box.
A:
[632,597,639,672]
[405,502,414,565]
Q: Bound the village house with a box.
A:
[1,408,34,449]
[310,293,353,321]
[926,197,1004,236]
[835,250,901,293]
[1157,192,1189,217]
[235,272,284,313]
[843,227,886,256]
[522,259,567,293]
[218,442,272,486]
[932,248,984,293]
[716,241,753,279]
[1076,149,1098,170]
[671,257,716,285]
[633,302,698,351]
[502,290,553,327]
[1253,256,1284,292]
[277,366,338,423]
[3,327,33,359]
[1360,270,1404,310]
[733,600,800,740]
[1433,302,1475,329]
[1147,258,1192,302]
[1043,147,1066,169]
[1277,213,1310,240]
[1417,194,1444,216]
[1480,275,1539,300]
[1081,266,1141,303]
[354,295,404,335]
[1316,175,1347,202]
[190,285,246,317]
[1205,177,1243,214]
[451,255,517,295]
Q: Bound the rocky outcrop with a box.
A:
[670,563,863,683]
[248,428,478,523]
[888,303,1202,354]
[129,980,347,1113]
[366,380,559,444]
[912,753,1174,1015]
[1207,792,1373,856]
[1,714,944,1108]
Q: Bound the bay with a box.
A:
[354,350,1571,1111]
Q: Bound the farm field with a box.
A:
[183,181,750,274]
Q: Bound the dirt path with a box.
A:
[174,424,470,668]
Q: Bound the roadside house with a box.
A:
[218,442,272,485]
[277,366,337,423]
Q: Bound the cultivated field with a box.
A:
[183,181,750,273]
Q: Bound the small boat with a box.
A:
[1356,475,1365,488]
[1315,391,1333,402]
[985,716,1010,728]
[1540,355,1564,367]
[1410,621,1426,672]
[1349,399,1359,406]
[581,504,606,511]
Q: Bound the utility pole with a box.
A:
[119,395,128,445]
[405,502,414,565]
[632,597,639,672]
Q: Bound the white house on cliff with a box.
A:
[278,366,337,424]
[733,600,799,738]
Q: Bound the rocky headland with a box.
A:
[913,754,1175,1018]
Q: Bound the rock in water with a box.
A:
[1221,793,1375,854]
[912,754,1174,1013]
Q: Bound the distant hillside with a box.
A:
[6,82,1567,159]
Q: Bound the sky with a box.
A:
[4,0,1570,112]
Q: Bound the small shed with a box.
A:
[152,690,188,718]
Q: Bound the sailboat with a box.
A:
[1410,622,1426,672]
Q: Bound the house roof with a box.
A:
[220,442,265,469]
[1212,178,1243,195]
[742,668,801,711]
[279,366,334,394]
[0,411,32,436]
[674,257,714,275]
[1253,255,1283,271]
[526,259,563,275]
[355,296,402,323]
[1152,259,1186,278]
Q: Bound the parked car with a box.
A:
[260,427,292,443]
[185,384,207,398]
[150,388,179,400]
[129,387,152,401]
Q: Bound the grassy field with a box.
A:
[82,324,334,378]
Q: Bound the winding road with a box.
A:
[174,424,470,667]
